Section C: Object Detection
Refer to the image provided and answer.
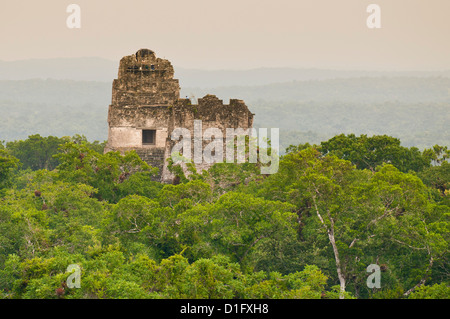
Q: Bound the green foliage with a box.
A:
[158,180,213,208]
[0,149,19,191]
[419,162,450,197]
[243,265,329,299]
[204,162,260,195]
[70,134,107,154]
[299,133,433,173]
[207,192,297,266]
[116,172,163,200]
[0,250,333,299]
[55,141,157,202]
[251,146,449,298]
[181,255,240,299]
[5,134,106,172]
[6,134,68,171]
[408,283,450,299]
[0,133,448,299]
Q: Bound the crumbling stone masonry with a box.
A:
[104,49,254,183]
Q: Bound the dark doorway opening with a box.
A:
[142,130,156,145]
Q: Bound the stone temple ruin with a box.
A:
[104,49,254,183]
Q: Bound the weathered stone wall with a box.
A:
[160,95,255,182]
[171,95,254,131]
[106,105,171,149]
[135,148,166,181]
[112,49,180,107]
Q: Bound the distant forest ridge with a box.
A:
[1,57,449,86]
[0,75,449,151]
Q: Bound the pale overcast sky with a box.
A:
[1,0,449,70]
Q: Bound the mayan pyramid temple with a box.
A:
[104,49,254,183]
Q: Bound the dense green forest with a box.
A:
[1,77,449,150]
[0,133,448,299]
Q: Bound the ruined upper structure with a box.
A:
[111,49,180,107]
[105,49,254,183]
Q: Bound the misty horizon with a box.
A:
[1,56,450,74]
[1,1,449,71]
[1,56,450,73]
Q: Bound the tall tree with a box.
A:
[0,149,19,191]
[6,135,68,171]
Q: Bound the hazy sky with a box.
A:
[1,0,449,70]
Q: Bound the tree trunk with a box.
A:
[327,213,346,299]
[312,195,346,299]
